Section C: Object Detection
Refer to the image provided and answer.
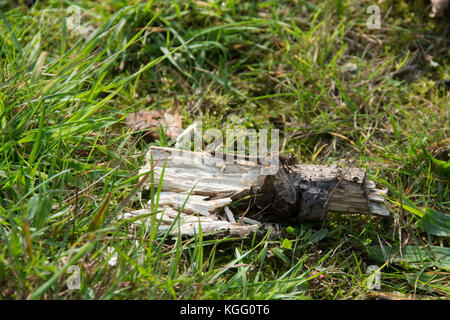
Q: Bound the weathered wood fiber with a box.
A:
[124,146,389,236]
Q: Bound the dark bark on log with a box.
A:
[253,164,388,223]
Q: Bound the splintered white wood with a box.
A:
[157,192,232,216]
[124,146,389,237]
[122,207,258,237]
[138,147,263,196]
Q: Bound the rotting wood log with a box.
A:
[123,146,389,237]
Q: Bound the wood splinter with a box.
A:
[122,146,389,237]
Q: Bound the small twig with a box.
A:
[224,206,236,223]
[237,198,257,224]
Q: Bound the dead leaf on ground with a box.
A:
[125,107,183,141]
[430,0,450,17]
